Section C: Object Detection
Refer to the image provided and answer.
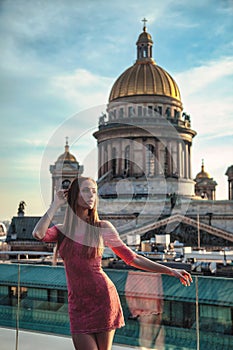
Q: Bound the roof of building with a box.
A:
[195,160,211,180]
[7,216,41,241]
[56,138,78,163]
[109,63,181,103]
[0,263,232,307]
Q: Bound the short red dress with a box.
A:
[41,225,136,334]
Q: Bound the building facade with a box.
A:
[94,24,196,199]
[194,160,217,200]
[93,24,233,244]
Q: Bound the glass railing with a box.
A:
[0,261,232,350]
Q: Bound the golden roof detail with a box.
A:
[196,160,211,179]
[109,62,181,102]
[57,138,77,163]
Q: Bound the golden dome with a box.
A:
[196,161,211,179]
[56,138,77,163]
[57,151,77,163]
[109,24,181,103]
[109,62,181,102]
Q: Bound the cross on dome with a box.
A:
[142,17,148,31]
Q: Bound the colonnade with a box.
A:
[98,138,192,180]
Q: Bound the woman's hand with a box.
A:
[54,189,68,208]
[32,189,68,240]
[170,269,193,286]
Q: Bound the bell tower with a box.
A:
[194,160,217,200]
[49,137,84,202]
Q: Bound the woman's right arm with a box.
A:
[32,190,67,240]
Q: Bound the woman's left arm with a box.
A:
[101,220,192,287]
[130,254,192,286]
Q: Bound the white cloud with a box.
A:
[175,57,233,137]
[174,56,233,199]
[51,68,114,110]
[176,56,233,96]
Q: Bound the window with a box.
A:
[146,144,155,176]
[158,106,162,115]
[128,106,134,117]
[119,108,124,118]
[148,106,153,116]
[164,147,169,176]
[138,106,142,117]
[124,146,130,175]
[112,147,117,176]
[104,145,108,173]
[62,179,71,190]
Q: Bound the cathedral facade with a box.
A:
[92,23,233,246]
[94,23,196,199]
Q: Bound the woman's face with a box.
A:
[77,179,97,210]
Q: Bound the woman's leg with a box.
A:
[72,333,98,350]
[95,329,115,350]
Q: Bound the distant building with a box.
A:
[49,137,84,202]
[6,216,53,254]
[194,160,217,200]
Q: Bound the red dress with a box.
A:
[41,225,136,334]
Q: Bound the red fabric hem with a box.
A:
[70,323,125,334]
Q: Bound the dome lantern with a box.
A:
[136,18,154,62]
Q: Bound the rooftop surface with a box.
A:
[1,327,136,350]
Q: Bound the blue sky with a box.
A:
[0,0,233,220]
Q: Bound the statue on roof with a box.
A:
[99,113,107,126]
[17,201,26,217]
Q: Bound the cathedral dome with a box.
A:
[56,138,77,163]
[109,62,181,102]
[57,152,77,163]
[195,161,211,179]
[109,24,181,103]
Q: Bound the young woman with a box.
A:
[33,177,192,350]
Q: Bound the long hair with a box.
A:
[54,177,103,264]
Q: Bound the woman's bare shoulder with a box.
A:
[99,220,115,231]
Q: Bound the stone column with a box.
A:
[176,141,180,178]
[98,143,102,178]
[189,144,192,179]
[167,141,172,176]
[178,141,184,178]
[185,143,189,178]
[51,177,55,202]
